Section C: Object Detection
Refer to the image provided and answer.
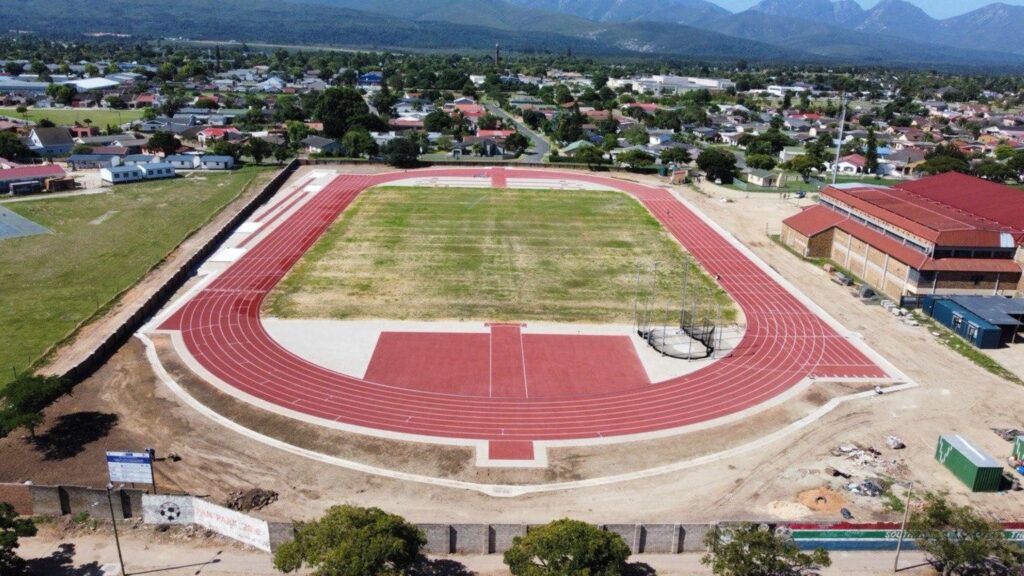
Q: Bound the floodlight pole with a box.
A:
[832,92,850,185]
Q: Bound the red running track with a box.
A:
[160,167,888,449]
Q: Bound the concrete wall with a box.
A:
[1,483,144,523]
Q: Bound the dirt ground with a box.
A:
[4,166,1024,529]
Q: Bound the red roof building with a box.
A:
[781,173,1024,300]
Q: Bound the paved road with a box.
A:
[484,103,550,162]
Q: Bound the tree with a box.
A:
[286,121,310,148]
[0,132,32,162]
[1007,151,1024,175]
[477,113,500,131]
[423,110,453,133]
[908,493,1023,576]
[920,155,970,175]
[274,505,425,576]
[782,91,793,111]
[341,128,378,158]
[617,149,655,168]
[245,138,272,164]
[0,375,71,439]
[865,127,879,175]
[14,106,27,118]
[504,518,630,576]
[974,160,1017,182]
[381,136,420,168]
[45,83,76,105]
[505,132,529,155]
[697,148,738,184]
[209,140,240,161]
[147,131,180,156]
[521,109,546,131]
[660,146,692,166]
[314,87,377,139]
[702,523,830,576]
[623,125,649,146]
[573,145,606,167]
[994,144,1016,161]
[273,145,290,165]
[746,154,778,171]
[0,502,37,576]
[784,155,824,179]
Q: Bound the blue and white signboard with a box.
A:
[106,451,153,484]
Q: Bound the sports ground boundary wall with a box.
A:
[59,160,301,384]
[6,483,1024,554]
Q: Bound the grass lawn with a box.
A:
[266,186,735,324]
[0,166,276,390]
[0,107,145,127]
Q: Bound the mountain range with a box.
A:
[2,0,1024,68]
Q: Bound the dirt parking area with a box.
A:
[3,167,1024,527]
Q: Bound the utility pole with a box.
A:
[893,481,915,572]
[106,483,126,576]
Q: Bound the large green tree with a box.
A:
[381,136,420,168]
[0,132,33,162]
[148,131,180,157]
[697,148,739,184]
[341,128,379,158]
[908,493,1023,576]
[274,506,425,576]
[503,518,631,576]
[702,523,830,576]
[0,502,37,576]
[315,87,378,139]
[0,375,71,439]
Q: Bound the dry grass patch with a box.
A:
[266,186,735,323]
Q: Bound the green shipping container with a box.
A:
[1014,436,1024,460]
[935,434,1003,493]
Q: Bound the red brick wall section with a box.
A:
[0,483,33,515]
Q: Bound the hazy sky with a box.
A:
[713,0,1024,19]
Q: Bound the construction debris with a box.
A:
[886,436,906,450]
[992,428,1024,442]
[847,478,885,497]
[225,488,278,512]
[825,467,851,479]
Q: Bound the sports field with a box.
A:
[0,107,145,127]
[0,166,275,390]
[266,186,735,324]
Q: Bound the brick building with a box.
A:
[781,173,1024,300]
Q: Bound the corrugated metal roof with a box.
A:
[782,205,846,237]
[940,434,1002,468]
[919,258,1021,273]
[896,172,1024,237]
[949,296,1024,326]
[0,164,65,181]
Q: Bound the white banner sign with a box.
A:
[192,498,271,552]
[142,495,194,525]
[106,451,152,484]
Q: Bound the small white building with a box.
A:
[139,163,176,180]
[101,165,143,184]
[199,155,235,170]
[165,155,201,169]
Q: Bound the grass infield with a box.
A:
[266,186,735,324]
[0,166,275,390]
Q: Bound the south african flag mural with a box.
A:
[783,522,1024,551]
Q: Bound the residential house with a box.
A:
[24,127,74,156]
[744,169,787,188]
[197,127,242,149]
[830,154,867,175]
[301,135,343,155]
